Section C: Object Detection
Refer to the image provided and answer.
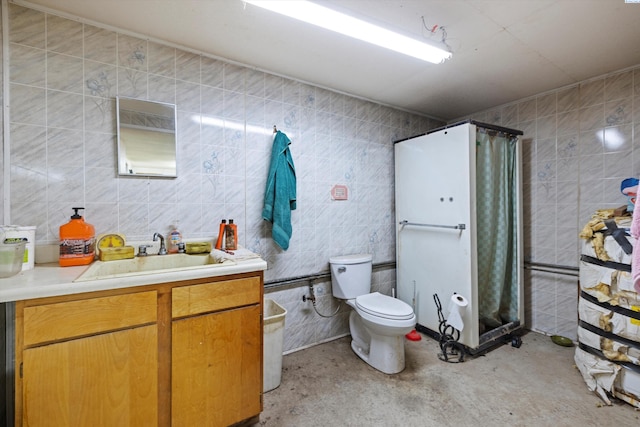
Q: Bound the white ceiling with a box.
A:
[18,0,640,120]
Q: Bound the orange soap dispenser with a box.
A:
[59,207,96,266]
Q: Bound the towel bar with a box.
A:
[399,220,465,230]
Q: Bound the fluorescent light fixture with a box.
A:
[193,115,289,137]
[244,0,451,64]
[597,128,626,150]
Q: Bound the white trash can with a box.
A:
[263,299,287,393]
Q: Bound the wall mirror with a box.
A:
[116,96,178,177]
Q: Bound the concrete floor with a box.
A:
[257,331,639,426]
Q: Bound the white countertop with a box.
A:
[0,256,267,302]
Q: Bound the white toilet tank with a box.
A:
[329,254,373,299]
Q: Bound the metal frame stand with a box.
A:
[434,294,466,363]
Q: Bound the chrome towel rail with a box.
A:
[523,261,579,277]
[399,220,466,230]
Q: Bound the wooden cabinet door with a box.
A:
[172,304,261,427]
[22,325,158,427]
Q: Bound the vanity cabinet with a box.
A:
[14,271,264,427]
[19,291,158,426]
[171,276,262,426]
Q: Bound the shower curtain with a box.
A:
[475,129,519,329]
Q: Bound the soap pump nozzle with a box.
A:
[71,207,84,219]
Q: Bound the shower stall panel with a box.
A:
[394,121,524,352]
[395,123,479,348]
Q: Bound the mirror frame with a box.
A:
[116,96,178,178]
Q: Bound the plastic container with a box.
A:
[59,207,96,267]
[263,298,287,393]
[0,240,26,278]
[0,225,36,270]
[225,219,238,251]
[215,219,226,250]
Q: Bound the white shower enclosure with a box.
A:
[394,121,524,353]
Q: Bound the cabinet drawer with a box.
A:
[23,291,157,346]
[172,276,261,318]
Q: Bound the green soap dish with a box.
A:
[551,335,574,347]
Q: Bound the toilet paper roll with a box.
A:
[447,293,469,331]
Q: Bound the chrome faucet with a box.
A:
[153,232,167,255]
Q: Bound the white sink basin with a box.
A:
[74,253,234,282]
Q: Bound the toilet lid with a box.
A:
[355,292,414,320]
[329,254,372,264]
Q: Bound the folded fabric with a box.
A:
[621,177,639,195]
[631,206,640,293]
[621,177,639,213]
[210,247,261,262]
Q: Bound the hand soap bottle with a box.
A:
[168,221,183,254]
[59,207,96,266]
[215,219,226,250]
[225,219,238,250]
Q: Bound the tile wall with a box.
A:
[6,2,640,350]
[3,3,442,352]
[460,67,640,340]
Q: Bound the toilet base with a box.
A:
[349,312,407,374]
[350,336,406,374]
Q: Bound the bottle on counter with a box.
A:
[168,221,183,254]
[59,207,96,267]
[225,219,238,251]
[215,219,226,250]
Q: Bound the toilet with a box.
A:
[329,254,416,374]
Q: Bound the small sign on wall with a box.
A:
[331,185,348,200]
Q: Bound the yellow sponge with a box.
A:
[185,242,212,254]
[99,246,135,261]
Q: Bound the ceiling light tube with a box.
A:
[244,0,451,64]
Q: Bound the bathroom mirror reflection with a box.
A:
[116,96,178,177]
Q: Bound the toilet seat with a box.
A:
[355,292,414,321]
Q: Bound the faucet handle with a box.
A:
[137,244,151,257]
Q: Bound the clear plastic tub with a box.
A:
[0,241,26,278]
[1,225,36,270]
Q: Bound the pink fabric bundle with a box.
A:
[631,206,640,293]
